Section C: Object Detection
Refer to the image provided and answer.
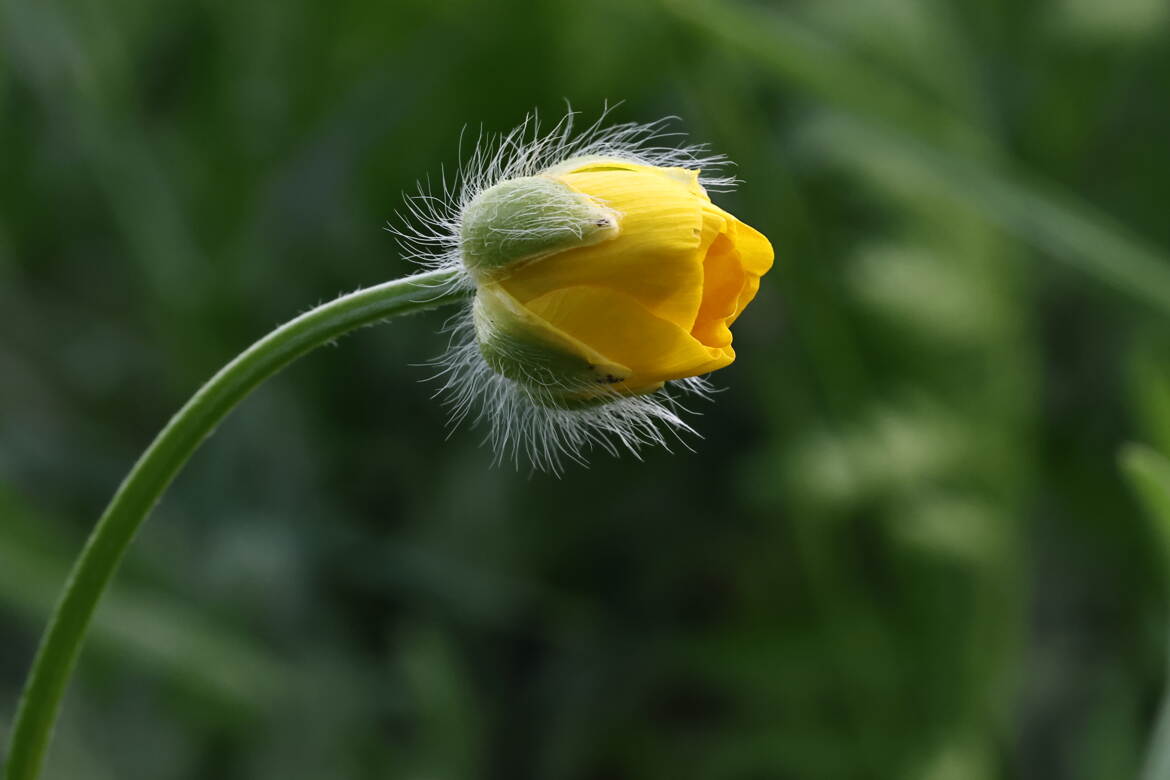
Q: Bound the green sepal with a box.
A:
[460,176,619,279]
[473,284,633,408]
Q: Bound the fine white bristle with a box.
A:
[389,108,735,473]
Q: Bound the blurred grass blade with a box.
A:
[1121,444,1170,563]
[802,115,1170,318]
[0,529,285,710]
[1130,344,1170,456]
[662,0,982,146]
[1120,444,1170,780]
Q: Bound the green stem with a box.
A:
[3,268,470,780]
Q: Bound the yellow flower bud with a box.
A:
[463,158,774,405]
[399,113,777,469]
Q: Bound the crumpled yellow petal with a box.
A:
[691,232,745,348]
[690,209,775,345]
[500,166,709,331]
[726,217,774,324]
[522,284,734,386]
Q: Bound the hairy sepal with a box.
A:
[460,176,619,280]
[472,283,636,408]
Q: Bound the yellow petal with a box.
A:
[523,285,734,385]
[727,217,774,324]
[691,232,745,348]
[475,282,631,387]
[553,158,711,200]
[500,167,707,331]
[731,217,774,276]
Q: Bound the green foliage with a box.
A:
[1121,445,1170,780]
[1122,445,1170,574]
[2,0,1169,777]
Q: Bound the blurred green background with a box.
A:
[4,0,1170,777]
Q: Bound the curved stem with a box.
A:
[3,268,470,780]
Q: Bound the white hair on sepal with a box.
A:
[397,109,733,473]
[386,107,738,277]
[423,303,716,475]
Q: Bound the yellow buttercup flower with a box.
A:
[466,159,773,404]
[402,113,775,470]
